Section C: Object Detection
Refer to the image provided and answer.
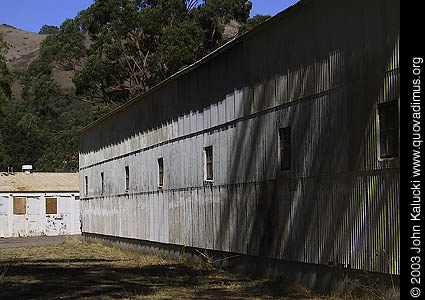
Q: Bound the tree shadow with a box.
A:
[0,258,215,300]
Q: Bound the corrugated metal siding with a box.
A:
[80,0,399,275]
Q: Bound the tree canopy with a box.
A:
[0,33,12,105]
[1,0,271,171]
[29,0,253,105]
[39,25,60,35]
[0,32,13,168]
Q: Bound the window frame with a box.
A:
[204,146,214,182]
[125,166,130,193]
[158,157,164,189]
[85,176,88,197]
[279,126,292,171]
[377,100,399,160]
[100,172,105,195]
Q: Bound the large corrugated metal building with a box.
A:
[79,0,400,275]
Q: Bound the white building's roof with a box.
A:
[0,172,79,192]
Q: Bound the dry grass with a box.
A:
[0,238,395,300]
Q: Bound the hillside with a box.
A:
[0,21,241,100]
[0,24,73,99]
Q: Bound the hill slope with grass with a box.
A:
[0,24,73,99]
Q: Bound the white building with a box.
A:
[0,170,81,237]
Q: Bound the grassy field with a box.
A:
[0,238,395,300]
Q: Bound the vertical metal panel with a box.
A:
[264,78,276,109]
[229,185,238,253]
[218,98,226,125]
[275,180,290,260]
[211,103,219,127]
[348,177,368,272]
[79,0,399,276]
[265,111,278,181]
[303,177,319,264]
[168,191,177,244]
[246,183,259,256]
[220,186,231,252]
[196,110,204,132]
[236,184,247,254]
[217,128,227,185]
[205,187,214,249]
[212,186,221,250]
[276,73,288,105]
[387,173,399,275]
[196,187,206,249]
[178,190,185,244]
[226,93,235,122]
[288,68,301,101]
[203,106,211,131]
[191,189,199,248]
[184,190,192,246]
[233,120,247,183]
[300,64,314,98]
[329,50,344,88]
[252,81,265,113]
[234,89,244,119]
[315,58,329,93]
[243,86,254,116]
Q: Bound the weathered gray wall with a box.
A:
[0,192,81,237]
[79,0,400,275]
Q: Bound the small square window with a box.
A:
[279,127,291,171]
[204,146,213,181]
[158,158,164,188]
[378,101,399,159]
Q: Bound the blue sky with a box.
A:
[0,0,299,33]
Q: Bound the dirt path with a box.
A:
[0,235,79,248]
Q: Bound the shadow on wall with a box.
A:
[217,29,399,275]
[79,0,400,276]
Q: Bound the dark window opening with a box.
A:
[85,176,88,196]
[279,127,291,171]
[158,158,164,188]
[101,172,104,195]
[125,166,130,192]
[204,146,213,181]
[378,101,399,158]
